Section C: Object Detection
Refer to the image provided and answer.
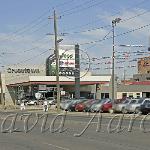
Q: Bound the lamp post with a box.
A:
[112,18,121,104]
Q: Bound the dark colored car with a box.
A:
[84,100,100,112]
[67,99,87,111]
[140,99,150,114]
[75,99,96,112]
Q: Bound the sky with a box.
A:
[0,0,150,79]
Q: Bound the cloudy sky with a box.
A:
[0,0,150,79]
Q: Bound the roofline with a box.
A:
[6,81,109,87]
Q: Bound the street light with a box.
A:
[112,18,121,104]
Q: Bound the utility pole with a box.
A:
[111,18,121,104]
[54,10,60,112]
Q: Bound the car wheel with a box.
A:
[122,107,127,114]
[34,102,37,105]
[109,109,114,114]
[68,109,72,112]
[135,107,141,114]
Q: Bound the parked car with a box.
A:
[66,99,87,111]
[60,100,72,110]
[46,97,56,105]
[26,99,39,105]
[140,99,150,114]
[129,98,150,114]
[101,101,112,112]
[113,99,131,113]
[84,100,98,112]
[90,99,111,112]
[75,99,95,112]
[17,96,36,105]
[124,98,147,113]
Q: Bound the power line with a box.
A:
[0,0,76,42]
[65,9,150,35]
[79,22,150,45]
[13,49,49,66]
[61,0,148,33]
[60,0,99,14]
[61,0,106,17]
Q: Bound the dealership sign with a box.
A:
[59,47,75,68]
[47,45,76,76]
[7,68,40,74]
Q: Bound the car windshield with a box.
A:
[137,99,144,104]
[71,100,80,104]
[47,97,54,100]
[101,99,110,104]
[94,100,102,104]
[130,100,137,104]
[122,100,129,104]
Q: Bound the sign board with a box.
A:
[59,48,75,68]
[61,91,66,96]
[7,68,40,74]
[47,45,76,76]
[39,85,46,91]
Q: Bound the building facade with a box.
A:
[138,56,150,74]
[0,64,114,106]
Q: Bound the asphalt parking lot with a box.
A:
[0,111,150,150]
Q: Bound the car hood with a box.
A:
[91,103,102,109]
[130,104,141,107]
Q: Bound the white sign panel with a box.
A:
[59,45,75,68]
[39,85,46,91]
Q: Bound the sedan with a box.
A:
[113,99,130,113]
[75,99,96,112]
[90,99,111,112]
[66,99,87,111]
[26,99,39,105]
[101,101,112,112]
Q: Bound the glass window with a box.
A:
[138,99,143,104]
[122,93,127,99]
[144,100,150,104]
[129,93,133,98]
[130,100,137,104]
[136,93,141,98]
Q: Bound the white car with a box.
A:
[46,97,56,105]
[26,100,38,105]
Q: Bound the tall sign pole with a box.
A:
[75,44,80,99]
[54,10,60,112]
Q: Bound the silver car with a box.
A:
[113,99,130,113]
[120,99,138,113]
[60,100,72,110]
[125,98,150,113]
[90,99,111,112]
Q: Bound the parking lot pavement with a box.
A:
[0,112,150,150]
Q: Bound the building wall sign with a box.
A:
[7,68,40,74]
